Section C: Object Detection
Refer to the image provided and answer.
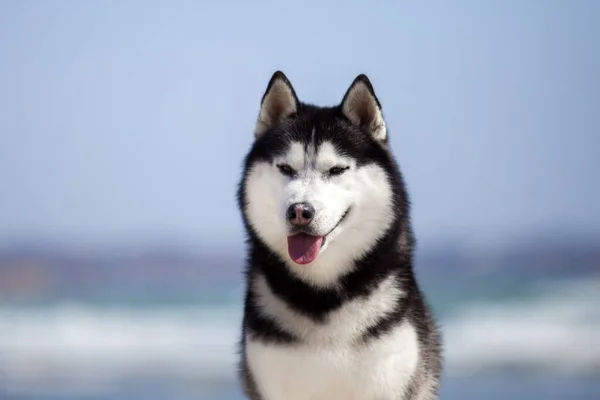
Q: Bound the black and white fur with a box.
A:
[237,71,443,400]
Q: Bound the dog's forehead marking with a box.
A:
[280,136,351,172]
[304,126,317,168]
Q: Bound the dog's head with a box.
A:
[239,71,407,286]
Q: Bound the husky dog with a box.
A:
[237,71,442,400]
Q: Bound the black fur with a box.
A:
[237,71,443,399]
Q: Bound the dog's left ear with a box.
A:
[255,71,300,138]
[341,74,387,142]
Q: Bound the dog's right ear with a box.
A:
[255,71,299,138]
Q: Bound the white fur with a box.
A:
[244,140,394,287]
[246,321,420,400]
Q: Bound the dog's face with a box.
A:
[240,72,402,286]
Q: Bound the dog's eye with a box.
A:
[277,163,296,177]
[328,166,349,176]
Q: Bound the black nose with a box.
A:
[287,203,315,226]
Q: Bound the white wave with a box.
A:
[0,303,242,394]
[0,278,598,395]
[442,277,600,375]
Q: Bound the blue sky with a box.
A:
[0,0,598,249]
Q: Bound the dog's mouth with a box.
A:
[287,208,350,265]
[286,234,323,265]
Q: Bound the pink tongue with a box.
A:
[287,234,323,264]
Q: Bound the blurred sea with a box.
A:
[1,266,599,400]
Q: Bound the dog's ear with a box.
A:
[255,71,299,138]
[341,74,387,142]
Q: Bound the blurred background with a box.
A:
[1,1,599,399]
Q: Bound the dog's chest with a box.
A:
[246,322,419,400]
